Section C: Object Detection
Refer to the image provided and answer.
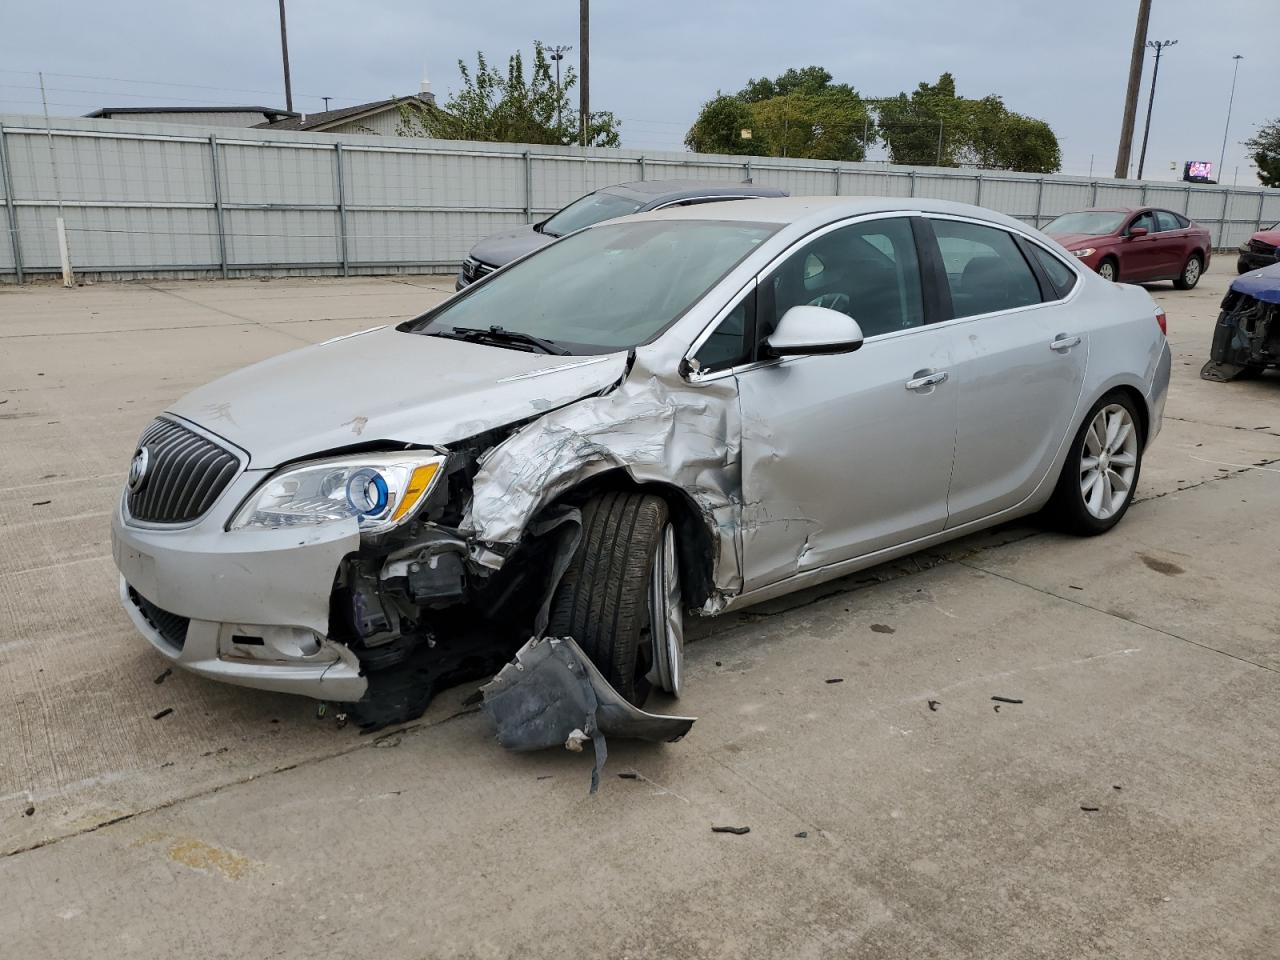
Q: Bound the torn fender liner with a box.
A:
[480,636,696,793]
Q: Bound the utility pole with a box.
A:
[1136,40,1176,180]
[322,96,331,112]
[1217,54,1244,182]
[579,0,589,147]
[546,44,571,131]
[278,0,293,113]
[1114,0,1151,179]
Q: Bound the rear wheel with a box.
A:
[1097,258,1118,282]
[547,491,682,705]
[1045,392,1144,536]
[1174,253,1203,290]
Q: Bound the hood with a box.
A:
[168,326,629,468]
[1249,229,1280,246]
[469,224,554,268]
[1232,262,1280,305]
[1048,232,1113,249]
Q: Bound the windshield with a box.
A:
[541,191,645,237]
[1044,211,1128,237]
[410,220,777,354]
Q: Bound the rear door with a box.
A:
[1153,209,1187,276]
[925,217,1089,527]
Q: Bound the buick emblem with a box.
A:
[127,447,150,493]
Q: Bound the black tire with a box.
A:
[1173,253,1203,290]
[547,490,668,706]
[1097,257,1119,282]
[1237,257,1251,275]
[1045,391,1145,536]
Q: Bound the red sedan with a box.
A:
[1043,207,1212,289]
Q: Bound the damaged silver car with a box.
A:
[111,197,1171,721]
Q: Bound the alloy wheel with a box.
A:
[1184,257,1201,286]
[646,522,684,696]
[1098,262,1116,282]
[1079,404,1139,520]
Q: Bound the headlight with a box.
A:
[231,453,445,534]
[1072,248,1096,258]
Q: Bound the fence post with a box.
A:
[908,170,916,197]
[638,155,646,181]
[1256,191,1266,234]
[745,158,752,182]
[207,135,229,280]
[1139,183,1148,206]
[833,166,840,195]
[974,173,983,206]
[0,123,24,284]
[1217,189,1231,250]
[1184,184,1192,215]
[1090,181,1098,205]
[334,142,350,277]
[522,150,534,224]
[1033,177,1044,228]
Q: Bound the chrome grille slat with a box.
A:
[126,418,241,524]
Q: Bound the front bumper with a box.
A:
[1238,247,1278,272]
[111,470,368,701]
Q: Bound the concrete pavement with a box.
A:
[1,264,1277,958]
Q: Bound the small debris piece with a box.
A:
[993,705,1001,713]
[870,624,895,634]
[1080,805,1100,812]
[825,678,844,685]
[373,734,402,748]
[153,668,172,685]
[160,761,174,768]
[715,661,722,667]
[991,696,1023,704]
[1113,784,1123,791]
[335,712,349,730]
[794,831,808,839]
[927,699,940,712]
[617,772,639,780]
[536,775,554,781]
[24,804,35,817]
[269,718,279,724]
[316,703,328,719]
[1068,585,1084,591]
[152,707,173,720]
[712,825,751,835]
[31,500,51,507]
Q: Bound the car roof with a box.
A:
[603,179,789,202]
[628,195,1038,235]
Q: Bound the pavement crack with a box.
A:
[954,558,1280,677]
[144,285,313,345]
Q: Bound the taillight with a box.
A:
[1155,307,1167,336]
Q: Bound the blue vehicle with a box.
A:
[1201,262,1280,381]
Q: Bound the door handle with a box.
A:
[1050,334,1081,352]
[905,370,948,391]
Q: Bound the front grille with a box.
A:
[126,418,240,524]
[462,257,495,283]
[127,586,189,651]
[1249,239,1276,257]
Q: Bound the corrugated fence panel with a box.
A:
[1,113,1274,280]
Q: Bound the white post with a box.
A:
[55,216,73,287]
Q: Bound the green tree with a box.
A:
[686,67,870,161]
[684,94,765,155]
[1244,118,1280,187]
[398,42,620,147]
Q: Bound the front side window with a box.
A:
[541,191,645,237]
[409,220,776,354]
[931,219,1043,319]
[1044,211,1127,237]
[759,217,925,345]
[1154,210,1181,232]
[1128,211,1156,235]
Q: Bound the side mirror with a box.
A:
[764,305,864,358]
[1128,226,1148,238]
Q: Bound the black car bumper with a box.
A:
[1238,243,1278,273]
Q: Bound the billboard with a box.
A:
[1183,161,1215,183]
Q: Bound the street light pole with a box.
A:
[1217,54,1244,183]
[546,44,571,132]
[277,0,293,113]
[1135,39,1176,181]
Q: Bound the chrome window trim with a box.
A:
[650,195,765,211]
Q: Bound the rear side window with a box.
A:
[1155,210,1181,232]
[1026,243,1077,299]
[1174,213,1190,228]
[930,220,1043,319]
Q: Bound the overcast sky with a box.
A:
[0,0,1270,184]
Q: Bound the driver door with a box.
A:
[730,217,960,591]
[1123,210,1160,280]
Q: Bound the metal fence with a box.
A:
[2,112,1277,283]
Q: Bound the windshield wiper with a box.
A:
[435,325,570,356]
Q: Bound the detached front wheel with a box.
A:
[548,491,684,706]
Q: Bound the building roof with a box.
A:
[85,106,298,122]
[255,95,436,131]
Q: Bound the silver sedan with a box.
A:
[111,197,1171,717]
